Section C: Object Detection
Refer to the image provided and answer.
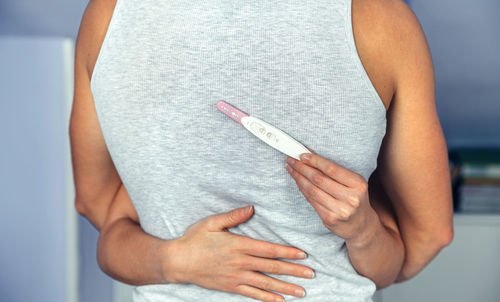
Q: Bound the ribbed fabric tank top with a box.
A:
[91,0,387,300]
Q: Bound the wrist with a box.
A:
[159,237,185,284]
[345,207,381,249]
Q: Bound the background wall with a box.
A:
[0,2,113,302]
[0,0,87,37]
[0,37,78,302]
[412,0,500,148]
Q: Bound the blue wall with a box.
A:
[411,0,500,148]
[1,2,115,301]
[0,0,86,38]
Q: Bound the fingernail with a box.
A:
[300,153,311,161]
[246,205,253,213]
[295,289,306,297]
[297,252,307,258]
[275,297,285,302]
[304,270,315,278]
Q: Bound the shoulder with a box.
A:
[353,0,429,65]
[352,0,433,109]
[75,0,118,79]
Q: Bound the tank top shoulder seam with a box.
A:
[343,0,388,120]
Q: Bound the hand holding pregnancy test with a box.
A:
[217,100,379,246]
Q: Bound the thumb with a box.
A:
[206,205,254,232]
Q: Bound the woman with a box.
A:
[70,0,454,301]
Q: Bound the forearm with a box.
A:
[97,217,178,285]
[344,208,405,289]
[366,169,453,284]
[394,222,452,282]
[97,184,181,285]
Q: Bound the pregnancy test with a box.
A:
[216,100,312,160]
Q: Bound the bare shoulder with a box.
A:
[352,0,432,110]
[75,0,118,79]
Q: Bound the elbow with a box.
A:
[74,195,103,230]
[74,196,89,217]
[74,194,98,220]
[420,214,454,252]
[426,225,454,255]
[434,214,455,250]
[398,224,453,283]
[438,225,454,249]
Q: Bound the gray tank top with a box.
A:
[91,0,387,300]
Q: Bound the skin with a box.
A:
[286,152,405,288]
[70,0,454,301]
[353,0,455,281]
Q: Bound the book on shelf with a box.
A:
[450,149,500,213]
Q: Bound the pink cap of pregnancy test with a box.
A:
[217,100,250,125]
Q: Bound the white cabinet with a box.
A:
[0,37,77,302]
[377,214,500,302]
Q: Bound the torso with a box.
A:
[83,0,396,300]
[85,0,396,112]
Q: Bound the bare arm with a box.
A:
[286,152,405,289]
[97,183,179,285]
[366,0,454,282]
[69,0,121,230]
[345,183,405,290]
[345,169,406,290]
[69,0,181,285]
[291,0,454,287]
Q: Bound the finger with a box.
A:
[244,271,306,299]
[234,284,285,302]
[287,165,353,221]
[247,256,315,279]
[296,153,364,187]
[306,191,350,224]
[286,157,348,200]
[287,163,345,214]
[205,205,253,231]
[240,237,308,259]
[304,185,353,222]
